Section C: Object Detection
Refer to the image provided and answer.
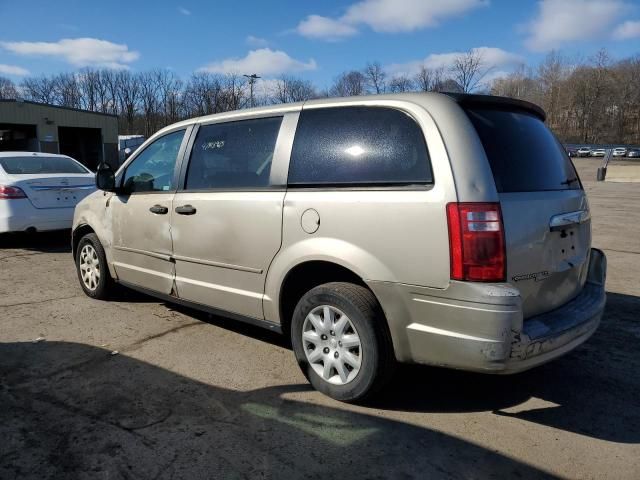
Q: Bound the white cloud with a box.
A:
[296,15,358,41]
[343,0,488,33]
[0,63,30,76]
[0,38,139,69]
[295,0,487,40]
[523,0,628,51]
[245,35,269,47]
[387,47,524,77]
[178,6,191,16]
[613,20,640,39]
[199,48,317,76]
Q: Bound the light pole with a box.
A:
[243,73,261,108]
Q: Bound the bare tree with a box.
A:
[330,71,367,97]
[490,64,538,100]
[611,55,640,142]
[139,71,160,136]
[116,71,141,134]
[52,73,82,108]
[156,70,184,125]
[183,72,223,116]
[388,75,414,93]
[364,62,386,94]
[0,76,18,99]
[272,75,316,104]
[450,50,490,93]
[222,73,245,111]
[538,51,570,128]
[21,75,58,104]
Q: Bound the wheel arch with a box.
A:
[276,259,386,342]
[72,224,96,259]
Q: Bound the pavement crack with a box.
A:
[602,248,640,255]
[0,252,49,262]
[0,295,82,308]
[125,321,202,350]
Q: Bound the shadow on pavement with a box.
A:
[0,230,72,254]
[0,341,556,479]
[156,290,639,445]
[370,291,640,444]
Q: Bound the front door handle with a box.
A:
[149,204,169,215]
[175,204,197,215]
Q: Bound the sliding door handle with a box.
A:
[149,204,169,214]
[175,204,197,215]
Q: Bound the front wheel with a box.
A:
[291,282,395,403]
[75,233,113,299]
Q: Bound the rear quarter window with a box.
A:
[288,106,432,186]
[466,108,580,192]
[0,156,88,175]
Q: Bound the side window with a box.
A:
[184,116,283,190]
[288,107,432,186]
[122,130,185,193]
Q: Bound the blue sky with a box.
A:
[1,0,639,88]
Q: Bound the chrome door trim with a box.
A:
[113,245,172,262]
[171,254,263,274]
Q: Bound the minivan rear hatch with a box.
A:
[463,101,590,318]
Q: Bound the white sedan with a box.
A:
[0,152,96,233]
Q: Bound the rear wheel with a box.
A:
[291,282,395,402]
[76,233,113,299]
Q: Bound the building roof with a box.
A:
[0,99,118,118]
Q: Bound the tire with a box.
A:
[291,282,395,403]
[75,233,114,299]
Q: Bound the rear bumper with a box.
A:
[368,248,607,373]
[0,199,74,233]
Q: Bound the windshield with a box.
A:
[466,108,580,192]
[0,156,89,175]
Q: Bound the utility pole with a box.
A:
[243,73,261,108]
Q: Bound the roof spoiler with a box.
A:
[443,93,546,122]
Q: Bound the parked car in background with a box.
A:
[72,93,606,402]
[0,152,95,233]
[591,149,607,157]
[626,149,640,158]
[566,147,578,157]
[577,147,591,157]
[612,147,627,157]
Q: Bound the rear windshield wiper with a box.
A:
[560,177,580,186]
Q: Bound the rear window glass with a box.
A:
[288,107,432,186]
[466,108,580,192]
[0,156,88,175]
[185,116,282,190]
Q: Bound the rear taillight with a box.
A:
[0,185,27,200]
[446,202,506,282]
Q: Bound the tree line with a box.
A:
[1,49,638,144]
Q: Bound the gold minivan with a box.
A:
[73,93,607,402]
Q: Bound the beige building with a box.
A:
[0,99,119,169]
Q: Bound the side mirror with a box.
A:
[96,163,116,192]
